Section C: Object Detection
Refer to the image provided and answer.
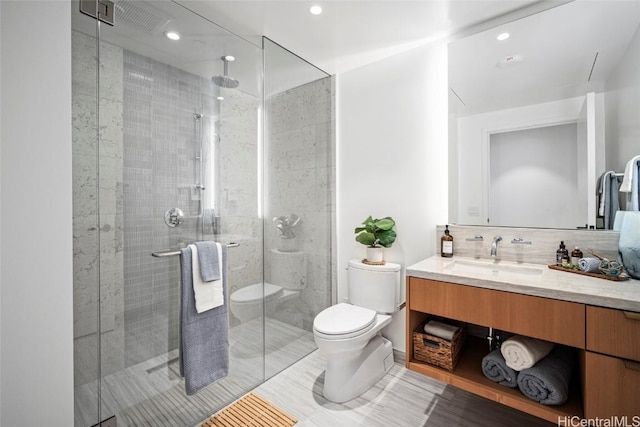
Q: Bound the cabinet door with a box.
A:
[587,306,640,361]
[408,278,585,348]
[584,352,640,418]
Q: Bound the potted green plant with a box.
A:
[354,216,397,263]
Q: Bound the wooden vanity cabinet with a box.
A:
[407,276,640,423]
[584,306,640,418]
[406,277,585,424]
[409,278,585,348]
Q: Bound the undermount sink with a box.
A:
[442,259,544,278]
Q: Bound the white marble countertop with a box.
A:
[406,255,640,312]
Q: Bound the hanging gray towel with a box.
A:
[602,173,623,229]
[516,346,574,405]
[194,241,221,281]
[179,245,229,395]
[481,349,518,388]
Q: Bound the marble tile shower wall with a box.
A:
[216,88,262,310]
[122,50,212,367]
[265,77,335,331]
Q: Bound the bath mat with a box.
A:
[201,392,297,427]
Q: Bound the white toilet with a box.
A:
[313,259,401,403]
[230,249,305,323]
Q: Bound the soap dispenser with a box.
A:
[441,225,454,258]
[556,241,569,266]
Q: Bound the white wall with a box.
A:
[606,21,640,171]
[489,123,582,228]
[454,96,585,225]
[0,2,74,426]
[337,43,448,351]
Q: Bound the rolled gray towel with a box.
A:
[578,257,600,273]
[481,349,518,388]
[517,346,575,405]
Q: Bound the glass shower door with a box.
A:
[263,38,335,379]
[72,1,264,425]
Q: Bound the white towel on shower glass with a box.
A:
[189,243,224,313]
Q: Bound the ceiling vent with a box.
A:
[497,54,524,69]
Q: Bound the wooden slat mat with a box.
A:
[201,392,297,427]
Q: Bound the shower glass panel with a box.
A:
[71,10,100,425]
[263,38,335,379]
[72,1,263,425]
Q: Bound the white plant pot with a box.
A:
[366,247,384,263]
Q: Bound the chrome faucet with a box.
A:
[491,236,503,257]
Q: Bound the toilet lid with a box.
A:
[313,303,376,336]
[231,283,282,303]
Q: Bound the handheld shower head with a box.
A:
[212,55,239,89]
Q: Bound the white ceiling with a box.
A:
[449,0,640,116]
[72,0,640,107]
[178,0,553,75]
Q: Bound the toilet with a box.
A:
[230,249,305,323]
[313,259,401,403]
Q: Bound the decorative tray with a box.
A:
[547,264,630,281]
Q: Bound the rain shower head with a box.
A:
[212,55,239,89]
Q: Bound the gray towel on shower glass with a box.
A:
[194,241,221,281]
[517,346,574,405]
[481,349,518,388]
[179,245,229,395]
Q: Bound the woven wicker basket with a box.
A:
[413,318,466,371]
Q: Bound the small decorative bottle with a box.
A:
[441,225,454,258]
[570,246,583,266]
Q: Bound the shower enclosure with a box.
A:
[71,1,334,425]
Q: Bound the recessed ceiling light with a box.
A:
[164,31,181,41]
[309,5,323,15]
[497,32,510,41]
[217,96,224,101]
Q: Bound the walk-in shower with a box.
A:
[71,1,334,426]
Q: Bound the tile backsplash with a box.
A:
[436,225,620,265]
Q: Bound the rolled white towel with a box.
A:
[423,320,459,341]
[500,335,554,371]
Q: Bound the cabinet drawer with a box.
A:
[408,278,585,348]
[587,306,640,361]
[584,351,640,418]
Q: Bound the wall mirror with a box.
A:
[448,0,640,229]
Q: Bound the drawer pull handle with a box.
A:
[623,311,640,321]
[624,360,640,372]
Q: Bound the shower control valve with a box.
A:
[164,208,185,228]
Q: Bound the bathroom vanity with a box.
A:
[406,256,640,423]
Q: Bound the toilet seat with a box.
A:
[313,303,377,340]
[230,282,283,304]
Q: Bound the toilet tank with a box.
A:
[347,259,401,314]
